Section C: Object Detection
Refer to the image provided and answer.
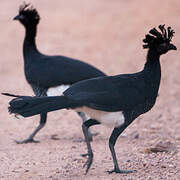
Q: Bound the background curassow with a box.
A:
[3,25,176,174]
[12,3,106,143]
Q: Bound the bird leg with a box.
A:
[81,119,100,174]
[108,125,136,174]
[77,112,93,141]
[15,113,47,144]
[82,124,93,174]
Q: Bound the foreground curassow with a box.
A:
[3,25,176,174]
[12,3,106,143]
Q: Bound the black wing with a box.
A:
[64,73,151,112]
[25,55,106,87]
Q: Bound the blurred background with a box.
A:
[0,0,180,179]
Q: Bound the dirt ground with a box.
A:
[0,0,180,179]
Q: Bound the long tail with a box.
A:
[2,93,82,117]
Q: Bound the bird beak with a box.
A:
[13,14,24,20]
[168,43,177,50]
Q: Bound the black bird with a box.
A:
[12,3,106,143]
[3,25,176,174]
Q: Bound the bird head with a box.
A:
[143,25,177,55]
[13,3,40,27]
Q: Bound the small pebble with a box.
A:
[168,164,174,168]
[161,165,166,168]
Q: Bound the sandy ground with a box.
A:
[0,0,180,179]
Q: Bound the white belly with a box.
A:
[47,85,70,96]
[75,106,125,128]
[47,85,125,128]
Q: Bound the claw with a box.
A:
[15,138,40,144]
[81,152,93,174]
[107,168,136,174]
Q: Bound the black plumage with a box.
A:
[4,25,176,173]
[13,3,106,143]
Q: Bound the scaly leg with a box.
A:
[15,113,47,144]
[108,124,136,174]
[77,112,93,141]
[82,119,100,174]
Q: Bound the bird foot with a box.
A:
[15,138,40,144]
[81,152,93,174]
[107,168,136,174]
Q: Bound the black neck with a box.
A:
[24,24,37,45]
[143,48,161,93]
[124,49,162,122]
[144,49,160,70]
[23,24,40,61]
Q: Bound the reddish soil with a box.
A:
[0,0,180,179]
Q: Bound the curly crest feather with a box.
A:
[18,2,40,24]
[143,25,175,49]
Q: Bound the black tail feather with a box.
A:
[2,93,22,98]
[7,95,82,117]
